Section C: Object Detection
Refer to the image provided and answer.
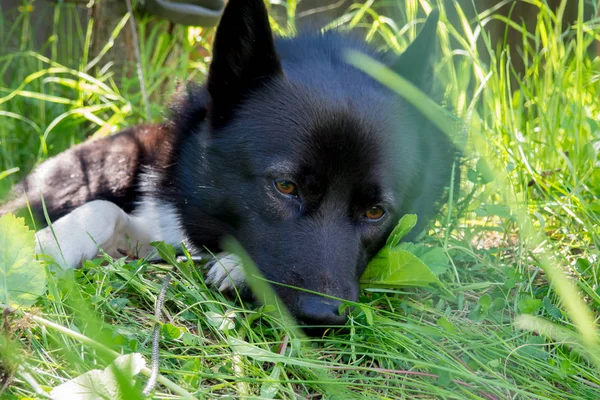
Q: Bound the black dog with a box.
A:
[1,0,458,328]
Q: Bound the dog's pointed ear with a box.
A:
[207,0,283,128]
[392,9,439,93]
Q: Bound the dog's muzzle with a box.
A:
[294,294,349,329]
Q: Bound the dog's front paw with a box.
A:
[35,226,87,269]
[205,253,246,294]
[32,200,129,269]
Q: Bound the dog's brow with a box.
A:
[380,192,396,206]
[266,162,298,175]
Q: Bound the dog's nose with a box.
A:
[295,295,348,327]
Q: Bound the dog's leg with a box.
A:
[34,200,177,269]
[205,253,246,294]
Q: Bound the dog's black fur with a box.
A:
[1,0,459,328]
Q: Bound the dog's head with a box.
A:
[172,0,456,328]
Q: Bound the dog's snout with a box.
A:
[295,295,348,327]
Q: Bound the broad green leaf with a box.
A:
[574,258,591,274]
[543,296,563,320]
[0,213,46,308]
[49,353,145,400]
[398,242,450,276]
[361,248,443,288]
[437,369,451,387]
[436,316,456,334]
[476,158,495,184]
[560,358,577,375]
[478,294,492,310]
[205,311,235,332]
[109,297,129,311]
[468,305,487,322]
[361,214,451,291]
[518,295,543,314]
[358,304,374,326]
[491,297,506,312]
[182,332,197,346]
[162,323,184,340]
[385,214,417,247]
[466,159,495,185]
[466,168,479,184]
[151,240,178,264]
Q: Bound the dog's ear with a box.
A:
[392,9,439,93]
[207,0,283,128]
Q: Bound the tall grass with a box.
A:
[1,0,599,398]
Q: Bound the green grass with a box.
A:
[1,0,600,398]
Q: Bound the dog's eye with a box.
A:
[365,206,385,220]
[274,180,298,196]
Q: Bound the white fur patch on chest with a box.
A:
[131,198,184,249]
